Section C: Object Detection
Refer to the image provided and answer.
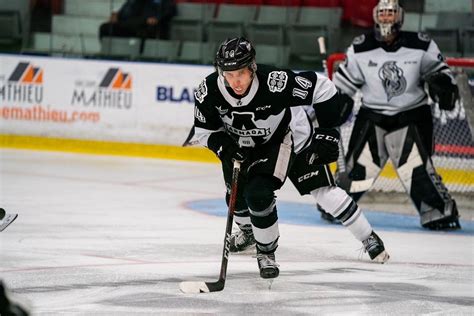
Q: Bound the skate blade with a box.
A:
[373,251,390,264]
[0,213,18,232]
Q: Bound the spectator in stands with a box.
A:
[99,0,176,41]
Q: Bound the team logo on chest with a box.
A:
[378,61,407,101]
[225,112,270,138]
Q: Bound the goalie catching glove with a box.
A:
[207,131,247,162]
[425,72,459,111]
[306,127,340,165]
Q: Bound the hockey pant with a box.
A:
[341,112,459,228]
[223,132,294,253]
[289,152,372,241]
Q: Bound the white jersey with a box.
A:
[333,31,454,116]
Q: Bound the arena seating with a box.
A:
[8,0,472,69]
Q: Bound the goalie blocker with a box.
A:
[340,105,460,230]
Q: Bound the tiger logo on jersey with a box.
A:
[378,61,407,101]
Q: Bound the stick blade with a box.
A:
[0,213,18,232]
[179,281,210,294]
[179,280,224,294]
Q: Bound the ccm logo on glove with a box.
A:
[313,134,339,143]
[307,128,340,166]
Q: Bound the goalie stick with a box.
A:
[317,37,365,192]
[179,160,241,294]
[0,208,18,232]
[318,37,350,187]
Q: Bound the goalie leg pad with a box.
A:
[384,125,460,230]
[342,118,388,195]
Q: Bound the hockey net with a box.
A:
[326,54,474,195]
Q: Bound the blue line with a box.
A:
[185,199,473,235]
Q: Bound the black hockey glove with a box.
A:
[425,72,459,111]
[208,131,247,162]
[307,128,340,166]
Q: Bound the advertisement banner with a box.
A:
[0,54,213,146]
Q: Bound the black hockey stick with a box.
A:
[0,208,18,232]
[179,160,241,293]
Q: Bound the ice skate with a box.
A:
[229,227,256,253]
[362,231,390,263]
[256,250,279,279]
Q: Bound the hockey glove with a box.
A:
[307,128,340,165]
[208,131,247,162]
[425,72,459,111]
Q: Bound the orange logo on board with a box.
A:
[9,62,44,85]
[99,68,132,91]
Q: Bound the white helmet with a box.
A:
[373,0,404,41]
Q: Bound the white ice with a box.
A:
[0,148,473,315]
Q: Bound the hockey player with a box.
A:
[194,37,389,280]
[231,105,390,264]
[329,0,460,230]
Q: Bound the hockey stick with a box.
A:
[179,160,241,293]
[317,37,352,190]
[0,208,18,232]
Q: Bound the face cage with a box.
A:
[373,6,403,39]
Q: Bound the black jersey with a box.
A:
[194,64,336,150]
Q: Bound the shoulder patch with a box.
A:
[267,71,288,93]
[353,34,365,45]
[194,80,208,104]
[418,32,431,42]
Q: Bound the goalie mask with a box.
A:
[215,37,257,76]
[373,0,404,41]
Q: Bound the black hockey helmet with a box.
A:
[373,0,404,41]
[215,37,256,73]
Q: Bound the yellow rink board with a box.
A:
[1,134,473,187]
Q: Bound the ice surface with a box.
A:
[0,149,473,315]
